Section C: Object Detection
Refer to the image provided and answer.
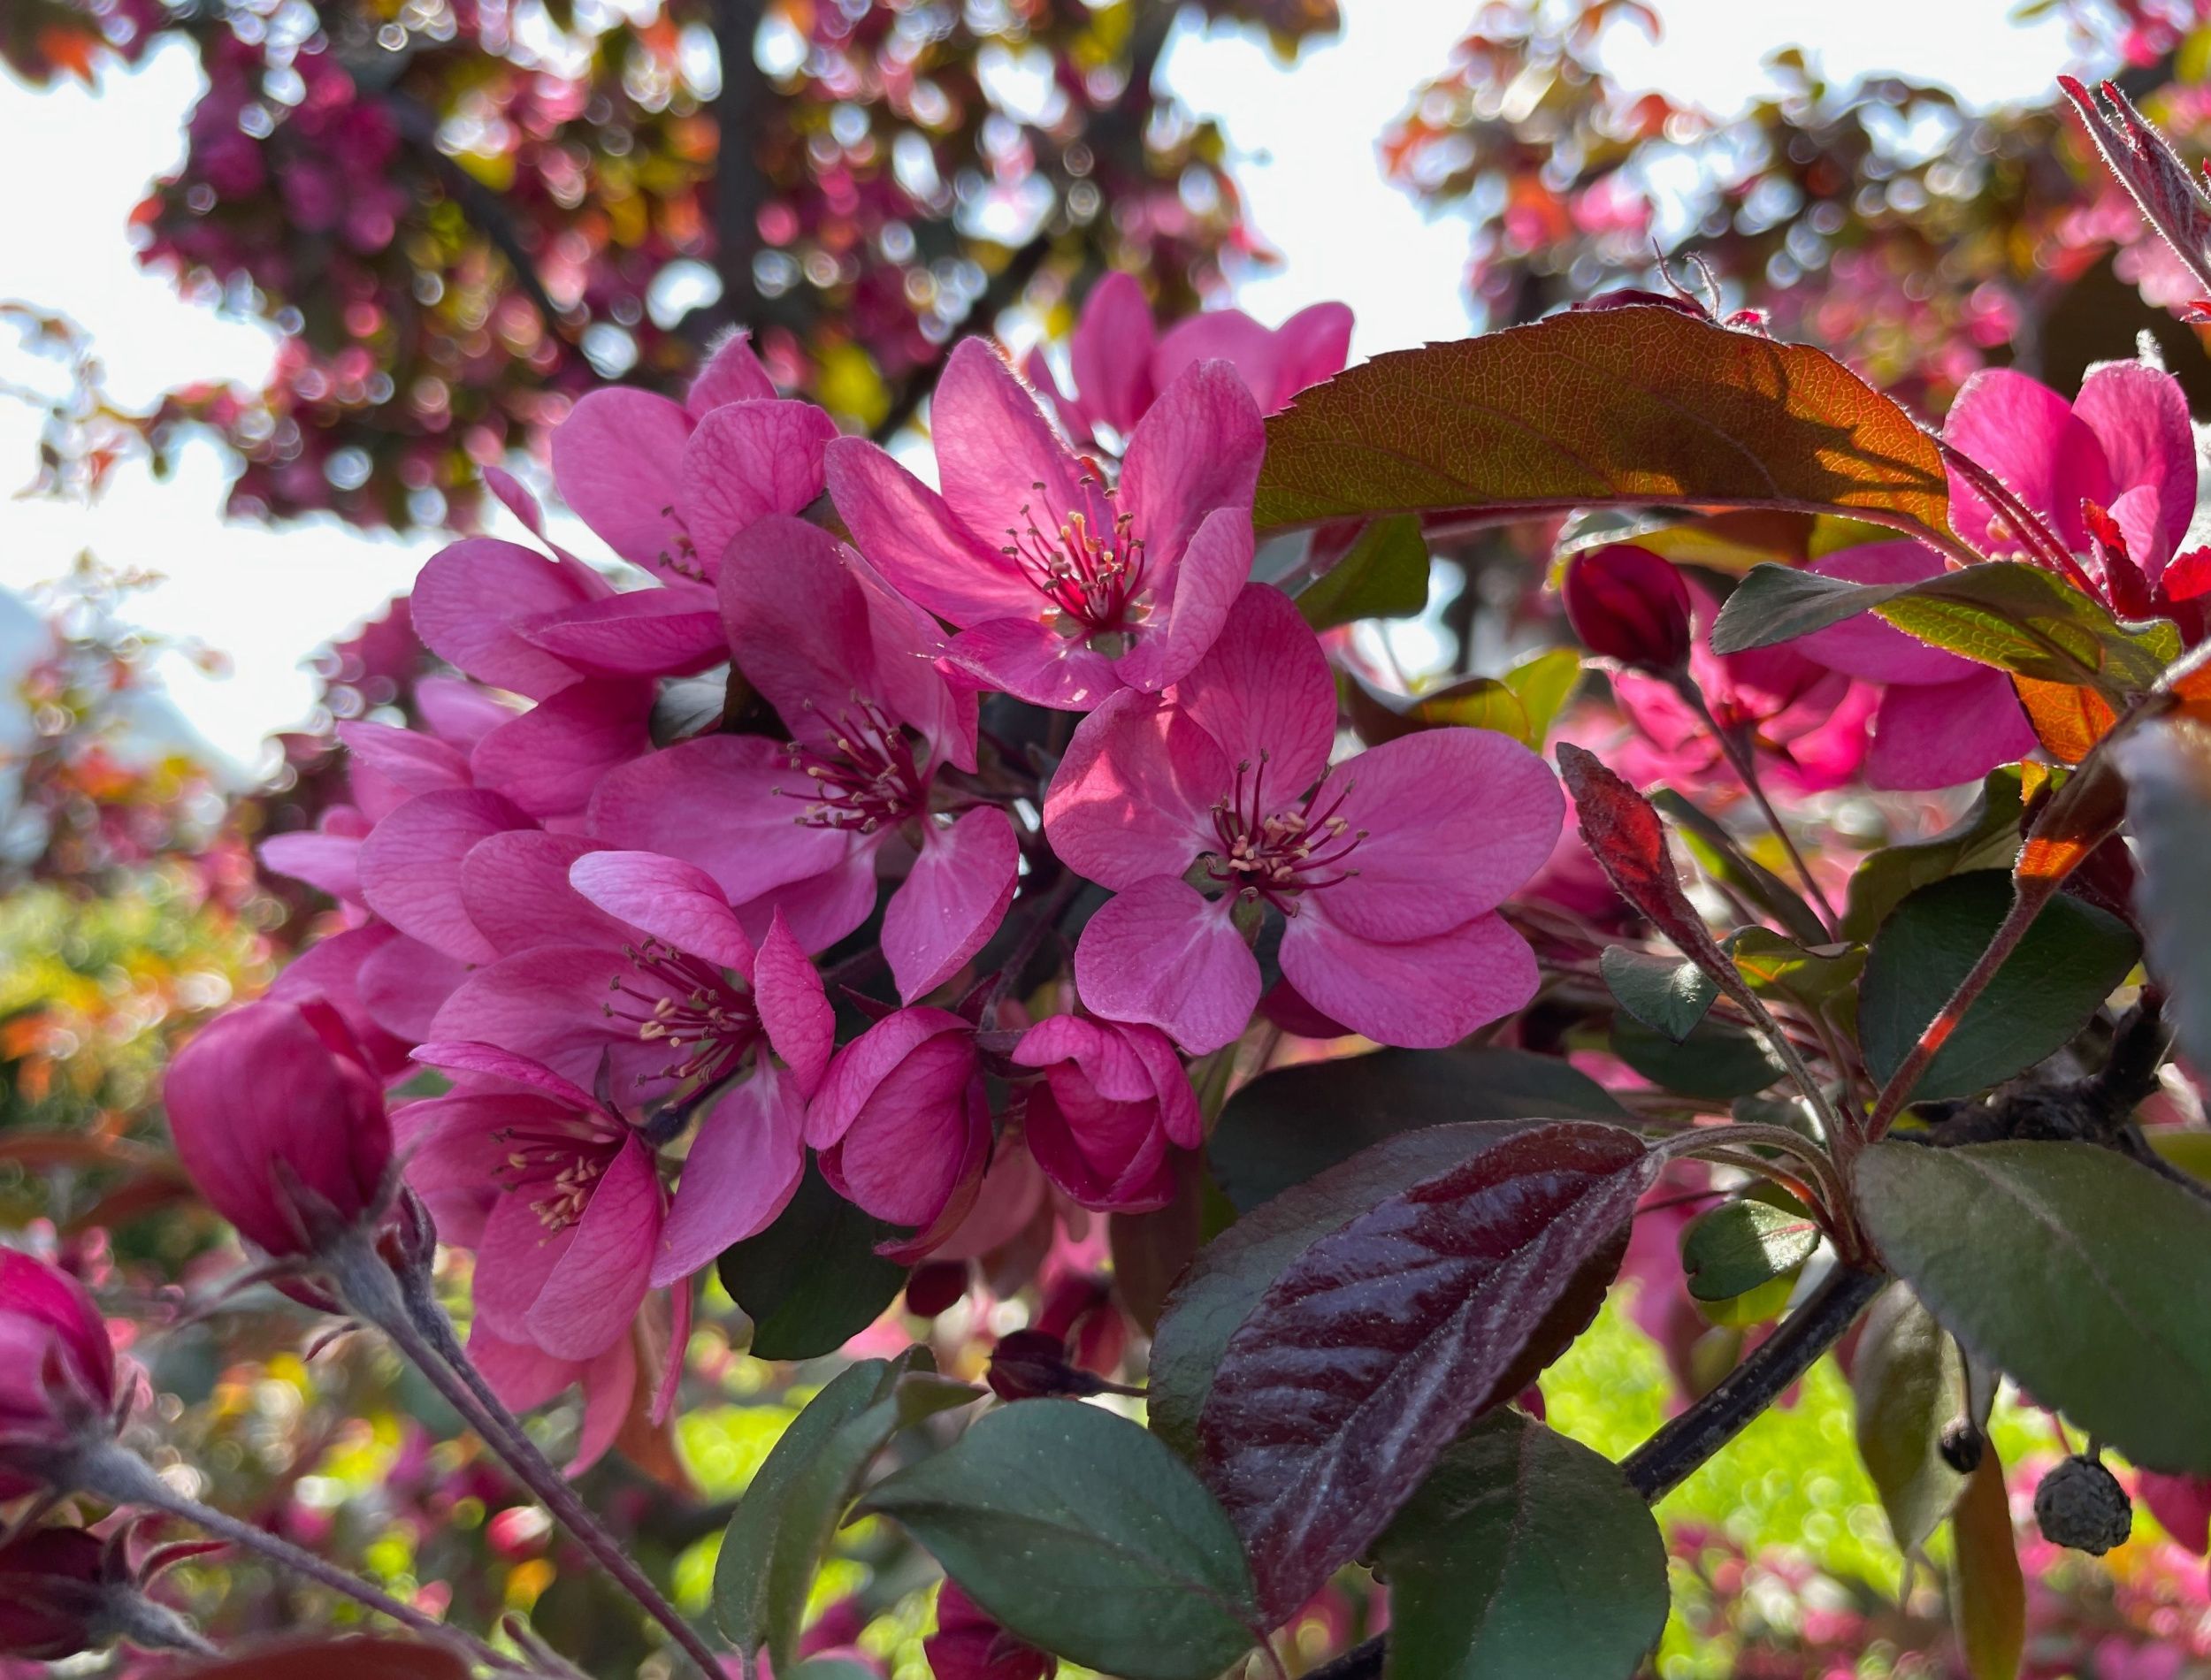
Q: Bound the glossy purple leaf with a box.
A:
[1195,1120,1655,1622]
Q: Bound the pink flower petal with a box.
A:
[943,616,1124,710]
[260,829,363,902]
[884,805,1020,1002]
[820,1033,984,1228]
[1113,503,1252,696]
[1318,728,1563,942]
[1068,270,1158,439]
[930,338,1092,546]
[588,734,852,902]
[1174,584,1337,791]
[733,851,881,956]
[411,1041,602,1109]
[470,679,652,821]
[549,388,695,574]
[428,946,641,1092]
[1281,907,1540,1049]
[1865,670,2037,790]
[1121,357,1263,565]
[756,909,833,1096]
[807,1006,968,1150]
[1073,877,1258,1055]
[651,1066,807,1285]
[677,399,839,569]
[522,585,727,678]
[357,931,469,1043]
[2074,359,2196,569]
[473,1186,578,1342]
[1262,302,1357,409]
[468,1320,578,1414]
[460,830,624,956]
[417,676,517,747]
[527,1133,662,1359]
[824,437,1033,624]
[1794,542,1979,685]
[338,721,473,797]
[412,538,606,699]
[356,787,532,964]
[1044,689,1228,889]
[570,1332,637,1477]
[686,331,777,415]
[1943,368,2112,557]
[569,849,759,975]
[719,516,880,739]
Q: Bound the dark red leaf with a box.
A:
[1195,1120,1655,1622]
[173,1638,471,1680]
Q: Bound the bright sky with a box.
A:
[0,0,2091,771]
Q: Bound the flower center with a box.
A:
[1000,477,1151,645]
[1205,754,1366,914]
[492,1119,623,1233]
[602,938,761,1087]
[775,696,930,834]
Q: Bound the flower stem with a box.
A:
[332,1242,725,1680]
[69,1441,524,1673]
[1672,678,1836,935]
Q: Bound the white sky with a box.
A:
[0,0,2089,770]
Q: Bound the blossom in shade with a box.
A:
[397,1043,663,1361]
[1013,1014,1198,1211]
[809,1007,991,1251]
[827,338,1263,709]
[1045,584,1562,1053]
[0,1250,117,1495]
[592,516,1018,997]
[1022,269,1351,447]
[1786,541,2039,789]
[0,1523,218,1661]
[925,1581,1058,1680]
[162,997,394,1259]
[429,890,832,1285]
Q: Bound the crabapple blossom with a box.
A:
[1013,1013,1199,1211]
[0,1251,119,1495]
[809,1007,991,1251]
[1045,584,1562,1053]
[1561,542,1693,670]
[827,338,1263,708]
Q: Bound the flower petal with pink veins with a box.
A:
[677,400,839,569]
[472,1187,575,1343]
[1318,728,1563,943]
[412,538,607,699]
[719,517,879,740]
[1112,503,1253,696]
[470,679,652,821]
[1120,358,1263,565]
[528,1134,662,1359]
[807,1006,968,1149]
[884,806,1020,1002]
[821,1035,985,1228]
[588,733,852,902]
[428,947,643,1092]
[1866,670,2038,790]
[1174,584,1337,790]
[269,924,412,1077]
[356,932,469,1044]
[1074,876,1259,1055]
[1283,907,1540,1050]
[1260,302,1357,409]
[411,1041,602,1109]
[651,1066,807,1285]
[417,676,516,747]
[686,330,778,415]
[260,829,363,903]
[468,1321,577,1414]
[943,616,1124,711]
[733,851,881,956]
[1044,690,1228,889]
[356,787,531,963]
[569,849,758,975]
[824,437,1033,624]
[460,830,624,956]
[522,585,726,678]
[2073,360,2196,569]
[549,388,695,576]
[1068,270,1158,439]
[930,338,1093,544]
[1943,368,2112,558]
[757,911,833,1096]
[1794,543,1979,686]
[337,722,473,797]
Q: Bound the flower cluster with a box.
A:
[227,302,1566,1439]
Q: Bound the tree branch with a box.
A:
[711,0,770,328]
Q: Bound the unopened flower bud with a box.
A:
[0,1524,212,1661]
[906,1262,971,1320]
[163,997,394,1260]
[0,1249,119,1493]
[2034,1454,2132,1554]
[1562,544,1693,670]
[926,1581,1057,1680]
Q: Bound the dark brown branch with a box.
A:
[711,0,770,328]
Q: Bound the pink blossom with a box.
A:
[1013,1014,1198,1211]
[162,997,394,1259]
[591,516,1018,997]
[925,1581,1057,1680]
[810,1007,991,1250]
[467,1322,636,1479]
[0,1250,117,1496]
[2138,1471,2211,1554]
[1788,541,2039,789]
[1022,270,1352,447]
[1045,584,1561,1053]
[429,889,832,1285]
[826,338,1263,709]
[397,1043,664,1361]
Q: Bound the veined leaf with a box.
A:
[1602,945,1718,1043]
[717,1162,909,1361]
[1949,1451,2025,1680]
[1680,1196,1820,1302]
[1296,513,1430,630]
[1852,1284,1967,1556]
[1841,767,2029,942]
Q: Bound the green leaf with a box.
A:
[860,1401,1261,1680]
[1254,304,1955,543]
[1500,647,1583,748]
[1850,1284,1966,1555]
[1855,1141,2211,1474]
[1857,871,2138,1103]
[1841,767,2030,941]
[1296,514,1429,630]
[1610,1013,1785,1099]
[717,1163,909,1360]
[1373,1411,1668,1680]
[1602,945,1718,1042]
[1651,789,1830,946]
[1680,1197,1820,1302]
[1710,561,2179,700]
[1948,1453,2025,1680]
[1727,928,1863,1004]
[1207,1047,1630,1215]
[714,1352,983,1666]
[2118,717,2211,1077]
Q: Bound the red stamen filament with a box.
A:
[1000,476,1151,638]
[773,695,930,835]
[1206,752,1367,915]
[601,937,761,1088]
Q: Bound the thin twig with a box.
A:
[1674,679,1836,934]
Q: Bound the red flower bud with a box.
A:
[0,1249,118,1493]
[905,1261,972,1319]
[1562,544,1692,670]
[925,1582,1056,1680]
[0,1523,220,1660]
[163,997,394,1259]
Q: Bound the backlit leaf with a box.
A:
[1654,788,1829,946]
[1856,1142,2211,1474]
[1197,1121,1655,1620]
[1602,945,1718,1042]
[1851,1284,1967,1555]
[1255,306,1955,544]
[1680,1196,1820,1302]
[1948,1452,2025,1680]
[1296,513,1430,630]
[1841,767,2028,942]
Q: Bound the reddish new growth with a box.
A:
[604,939,761,1088]
[1207,755,1366,914]
[1004,476,1151,651]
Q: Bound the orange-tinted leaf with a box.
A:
[2012,676,2117,765]
[2017,754,2128,886]
[175,1637,470,1680]
[1255,305,1955,546]
[1948,1454,2025,1680]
